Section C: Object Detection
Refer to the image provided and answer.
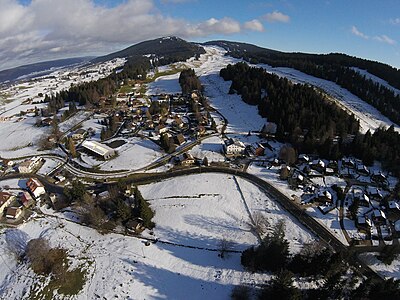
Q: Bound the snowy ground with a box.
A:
[351,67,400,96]
[0,172,314,299]
[139,173,315,254]
[188,135,226,162]
[360,253,400,280]
[146,73,181,95]
[36,158,62,176]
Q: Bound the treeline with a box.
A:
[179,69,202,94]
[221,62,400,176]
[225,45,400,125]
[220,62,359,154]
[236,220,400,299]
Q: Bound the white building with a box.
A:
[18,157,43,173]
[82,140,116,160]
[224,138,245,156]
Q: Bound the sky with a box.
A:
[0,0,399,71]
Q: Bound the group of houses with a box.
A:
[0,178,46,221]
[277,153,399,243]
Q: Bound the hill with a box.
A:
[0,57,92,83]
[93,36,205,65]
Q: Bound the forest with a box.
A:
[220,62,400,176]
[216,41,400,125]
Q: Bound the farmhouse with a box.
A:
[20,191,35,208]
[18,157,43,173]
[0,192,16,214]
[6,207,22,219]
[71,128,87,140]
[26,178,46,199]
[224,138,245,156]
[82,140,116,160]
[180,153,195,166]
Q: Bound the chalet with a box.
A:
[20,191,35,208]
[316,190,333,204]
[6,207,22,219]
[356,216,372,233]
[387,201,400,211]
[224,138,245,156]
[26,178,46,199]
[311,159,326,173]
[371,170,387,185]
[174,134,185,146]
[196,125,206,137]
[18,157,43,173]
[250,143,265,157]
[180,153,195,166]
[0,192,16,215]
[71,128,87,141]
[356,164,370,176]
[325,168,335,176]
[82,140,116,160]
[342,158,355,169]
[353,190,370,207]
[298,154,310,164]
[97,191,110,201]
[371,209,387,225]
[366,187,383,201]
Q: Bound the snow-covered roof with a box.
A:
[82,140,115,157]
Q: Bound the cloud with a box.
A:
[373,35,396,45]
[244,19,265,32]
[390,18,400,25]
[0,0,262,71]
[351,26,369,39]
[262,11,290,23]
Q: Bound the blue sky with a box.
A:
[1,0,399,70]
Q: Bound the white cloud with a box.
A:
[263,11,290,23]
[373,35,396,45]
[351,26,369,39]
[244,19,264,32]
[0,0,261,71]
[390,18,400,25]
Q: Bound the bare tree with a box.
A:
[252,212,270,236]
[219,237,232,259]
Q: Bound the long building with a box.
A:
[82,140,116,160]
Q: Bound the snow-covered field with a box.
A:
[188,135,225,162]
[351,67,400,96]
[140,173,314,253]
[78,137,164,171]
[360,253,400,280]
[0,173,316,299]
[146,72,181,95]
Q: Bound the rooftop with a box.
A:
[82,140,115,157]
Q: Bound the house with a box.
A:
[41,117,53,126]
[353,188,370,207]
[311,159,326,173]
[174,134,185,146]
[71,128,87,140]
[0,192,16,215]
[126,219,144,234]
[371,170,387,185]
[356,216,372,233]
[20,191,35,208]
[298,154,310,164]
[172,117,184,129]
[180,153,195,166]
[97,191,110,201]
[224,138,245,156]
[6,207,22,219]
[250,143,265,157]
[342,158,355,169]
[356,164,370,176]
[82,140,116,160]
[371,209,387,225]
[366,187,383,201]
[316,190,333,204]
[197,125,206,136]
[387,201,400,211]
[18,157,43,173]
[155,124,168,135]
[26,178,46,199]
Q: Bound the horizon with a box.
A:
[0,0,399,70]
